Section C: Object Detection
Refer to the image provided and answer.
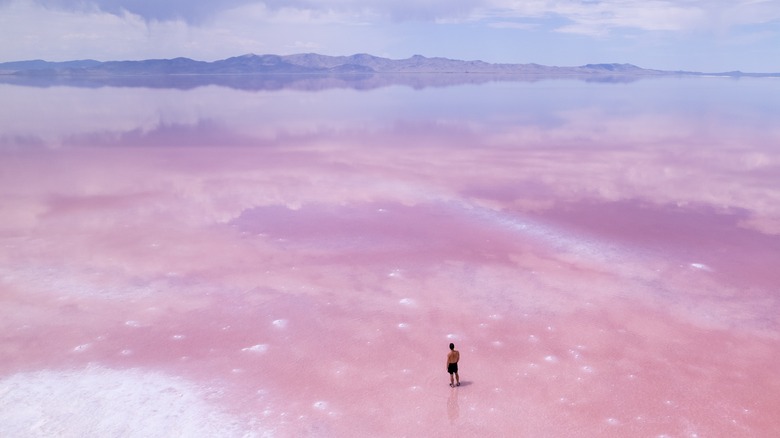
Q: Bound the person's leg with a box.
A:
[449,372,454,386]
[455,372,460,386]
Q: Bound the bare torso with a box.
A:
[447,350,460,364]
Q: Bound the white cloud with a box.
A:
[480,0,780,36]
[483,0,705,34]
[0,0,399,61]
[487,21,539,30]
[0,1,178,61]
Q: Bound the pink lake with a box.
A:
[1,76,779,437]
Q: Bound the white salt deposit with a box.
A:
[0,367,263,437]
[242,344,269,353]
[72,343,90,353]
[399,298,415,306]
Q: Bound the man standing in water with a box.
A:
[447,343,460,387]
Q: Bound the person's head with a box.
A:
[449,343,455,350]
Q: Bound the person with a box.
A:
[446,343,460,387]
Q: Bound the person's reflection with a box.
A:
[447,387,460,423]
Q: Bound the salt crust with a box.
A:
[0,366,268,437]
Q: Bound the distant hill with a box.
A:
[0,53,684,77]
[0,59,102,72]
[1,54,777,89]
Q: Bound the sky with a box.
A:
[0,0,779,72]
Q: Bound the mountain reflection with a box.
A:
[2,76,778,238]
[0,71,645,92]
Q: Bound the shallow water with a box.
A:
[1,76,779,437]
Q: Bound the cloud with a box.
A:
[5,0,484,23]
[484,0,780,36]
[5,0,780,32]
[0,0,180,61]
[483,0,704,35]
[487,21,539,30]
[0,0,400,61]
[23,0,251,23]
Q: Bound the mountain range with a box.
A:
[2,53,775,78]
[1,54,776,92]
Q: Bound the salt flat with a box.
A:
[1,77,779,436]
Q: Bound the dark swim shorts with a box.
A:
[447,362,458,374]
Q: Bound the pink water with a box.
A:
[1,78,779,437]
